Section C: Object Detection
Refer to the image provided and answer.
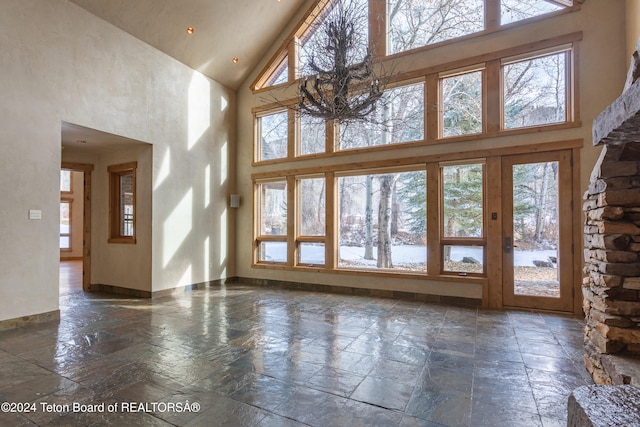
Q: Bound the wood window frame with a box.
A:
[295,174,327,268]
[252,139,580,281]
[254,108,292,164]
[500,45,574,131]
[438,159,487,277]
[250,0,581,92]
[254,179,290,265]
[438,66,487,139]
[252,34,581,166]
[108,162,137,244]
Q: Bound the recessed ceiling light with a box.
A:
[232,57,239,64]
[186,27,194,35]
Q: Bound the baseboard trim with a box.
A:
[227,277,482,307]
[89,279,229,299]
[151,279,227,298]
[89,277,480,307]
[90,284,152,298]
[0,310,60,331]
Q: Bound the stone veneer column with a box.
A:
[583,144,640,384]
[583,42,640,384]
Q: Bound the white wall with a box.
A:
[235,1,628,300]
[0,0,234,321]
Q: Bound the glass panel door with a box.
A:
[502,151,573,312]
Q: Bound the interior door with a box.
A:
[502,150,573,312]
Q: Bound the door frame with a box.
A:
[500,150,574,312]
[61,162,94,291]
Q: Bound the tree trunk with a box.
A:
[364,175,374,260]
[377,175,393,268]
[391,178,399,237]
[535,163,549,242]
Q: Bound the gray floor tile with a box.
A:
[0,262,594,426]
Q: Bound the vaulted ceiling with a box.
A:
[68,0,309,90]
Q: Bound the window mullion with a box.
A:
[325,172,336,270]
[287,176,296,266]
[426,74,439,142]
[485,0,501,31]
[486,59,501,134]
[426,162,440,275]
[369,0,386,59]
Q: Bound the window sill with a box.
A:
[108,237,136,244]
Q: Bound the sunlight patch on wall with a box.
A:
[220,141,228,186]
[163,188,193,268]
[205,164,211,208]
[221,95,229,112]
[154,147,171,191]
[177,264,192,288]
[188,72,211,150]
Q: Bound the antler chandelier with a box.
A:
[297,0,384,123]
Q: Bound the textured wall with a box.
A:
[0,0,235,321]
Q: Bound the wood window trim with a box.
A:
[108,162,137,244]
[295,176,327,267]
[439,160,487,276]
[254,179,289,264]
[252,34,582,166]
[250,0,582,93]
[249,142,578,306]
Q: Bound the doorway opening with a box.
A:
[60,162,93,293]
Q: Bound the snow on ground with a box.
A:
[263,242,557,267]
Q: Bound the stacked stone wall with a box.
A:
[583,144,640,384]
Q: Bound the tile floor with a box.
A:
[0,261,592,426]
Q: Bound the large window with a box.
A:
[257,110,288,162]
[441,162,485,275]
[503,49,568,129]
[441,69,484,137]
[388,0,484,55]
[108,162,136,243]
[297,176,326,265]
[299,115,326,156]
[254,39,576,163]
[256,180,288,263]
[339,82,425,150]
[337,169,427,271]
[255,0,577,90]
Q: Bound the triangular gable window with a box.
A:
[501,0,571,25]
[264,56,289,87]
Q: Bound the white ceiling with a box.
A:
[62,1,307,151]
[68,0,307,90]
[61,122,150,155]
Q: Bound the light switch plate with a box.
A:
[29,209,42,220]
